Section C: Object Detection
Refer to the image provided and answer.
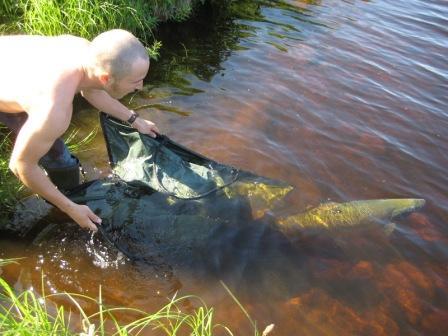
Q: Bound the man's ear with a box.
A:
[99,73,110,85]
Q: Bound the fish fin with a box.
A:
[383,222,396,236]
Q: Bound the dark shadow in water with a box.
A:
[150,1,261,84]
[148,0,325,86]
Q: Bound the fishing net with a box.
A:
[62,113,294,272]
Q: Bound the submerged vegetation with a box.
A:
[0,258,263,335]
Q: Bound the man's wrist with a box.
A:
[59,199,78,214]
[126,110,139,125]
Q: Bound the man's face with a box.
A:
[106,58,149,99]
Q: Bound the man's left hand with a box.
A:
[132,117,160,138]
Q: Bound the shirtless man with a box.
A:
[0,29,159,232]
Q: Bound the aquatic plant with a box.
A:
[0,258,262,335]
[65,126,98,155]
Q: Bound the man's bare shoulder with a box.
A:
[0,34,89,112]
[0,35,45,54]
[55,34,90,48]
[0,34,90,64]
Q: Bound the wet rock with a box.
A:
[362,306,400,336]
[421,308,448,336]
[1,196,53,238]
[286,295,301,306]
[284,287,401,335]
[398,262,434,297]
[310,258,351,281]
[408,213,444,242]
[378,262,434,324]
[432,264,448,293]
[284,288,364,331]
[307,257,380,309]
[212,297,258,333]
[348,261,374,281]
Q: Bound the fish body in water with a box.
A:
[277,199,426,231]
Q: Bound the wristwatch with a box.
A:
[127,110,139,125]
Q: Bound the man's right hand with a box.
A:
[65,203,102,232]
[8,99,102,233]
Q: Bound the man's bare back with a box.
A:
[0,30,159,231]
[0,35,87,114]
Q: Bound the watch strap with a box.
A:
[127,110,139,125]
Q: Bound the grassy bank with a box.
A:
[0,0,210,46]
[0,258,262,335]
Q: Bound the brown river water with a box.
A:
[1,0,448,334]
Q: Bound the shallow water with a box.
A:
[1,0,448,334]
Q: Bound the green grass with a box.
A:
[1,0,160,54]
[65,126,99,154]
[0,0,210,56]
[0,258,263,335]
[19,0,154,39]
[0,126,23,216]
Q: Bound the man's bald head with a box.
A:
[90,29,149,80]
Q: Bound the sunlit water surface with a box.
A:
[1,0,448,334]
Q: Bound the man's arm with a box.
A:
[81,89,159,137]
[9,107,101,231]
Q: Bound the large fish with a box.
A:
[277,199,426,233]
